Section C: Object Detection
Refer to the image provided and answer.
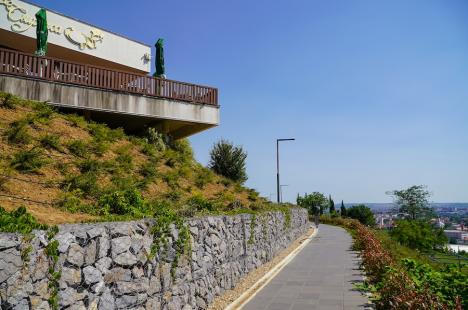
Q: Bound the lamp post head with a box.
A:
[277,138,295,142]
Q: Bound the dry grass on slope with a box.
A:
[0,92,265,224]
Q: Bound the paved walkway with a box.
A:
[242,224,369,310]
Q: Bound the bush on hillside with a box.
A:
[5,120,31,145]
[67,140,88,157]
[346,204,375,226]
[10,147,47,172]
[1,94,17,109]
[0,206,48,233]
[389,219,447,251]
[208,139,247,183]
[64,114,87,128]
[145,128,167,152]
[186,194,216,213]
[62,172,99,197]
[40,134,62,151]
[194,167,214,189]
[32,102,55,122]
[91,139,110,156]
[97,188,146,216]
[139,161,159,179]
[55,190,91,214]
[172,138,193,161]
[115,147,134,170]
[88,123,125,142]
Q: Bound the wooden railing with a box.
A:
[0,48,218,106]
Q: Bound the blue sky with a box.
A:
[32,0,468,203]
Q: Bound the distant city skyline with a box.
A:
[30,0,468,203]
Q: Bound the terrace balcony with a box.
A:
[0,47,219,138]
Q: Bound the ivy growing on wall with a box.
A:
[248,214,256,245]
[149,202,191,280]
[45,225,60,310]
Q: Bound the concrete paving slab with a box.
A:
[242,225,370,310]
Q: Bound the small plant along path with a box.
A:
[243,224,370,310]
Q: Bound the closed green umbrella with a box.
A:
[35,9,48,56]
[154,38,165,78]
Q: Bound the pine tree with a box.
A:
[208,139,247,183]
[340,200,347,217]
[329,195,335,213]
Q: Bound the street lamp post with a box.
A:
[276,138,295,203]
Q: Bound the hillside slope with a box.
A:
[0,92,265,224]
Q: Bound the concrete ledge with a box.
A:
[0,74,220,137]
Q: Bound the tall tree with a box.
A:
[329,195,335,213]
[208,139,247,183]
[297,192,327,216]
[347,204,375,226]
[340,200,347,217]
[389,220,447,251]
[388,185,433,220]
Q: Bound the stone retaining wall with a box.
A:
[0,208,308,310]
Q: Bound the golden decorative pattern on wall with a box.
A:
[0,0,104,50]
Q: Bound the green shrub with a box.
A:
[77,159,103,174]
[33,102,55,122]
[398,259,467,309]
[165,190,182,202]
[220,178,232,187]
[176,164,191,178]
[247,189,260,202]
[88,123,108,140]
[67,140,88,157]
[0,173,8,191]
[88,123,125,142]
[98,188,146,216]
[5,120,31,145]
[227,200,244,210]
[172,139,193,162]
[195,168,214,189]
[297,192,328,216]
[164,149,179,168]
[208,139,247,183]
[64,114,87,128]
[10,147,47,172]
[55,162,71,175]
[234,182,244,193]
[389,220,448,251]
[55,190,92,214]
[186,194,216,213]
[91,139,109,156]
[163,171,179,189]
[62,172,99,197]
[115,148,133,170]
[0,93,17,109]
[40,134,62,151]
[109,127,125,141]
[145,127,167,152]
[0,206,48,233]
[141,142,157,157]
[110,174,138,191]
[213,191,236,206]
[346,204,375,226]
[139,162,158,179]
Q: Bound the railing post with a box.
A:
[0,47,218,107]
